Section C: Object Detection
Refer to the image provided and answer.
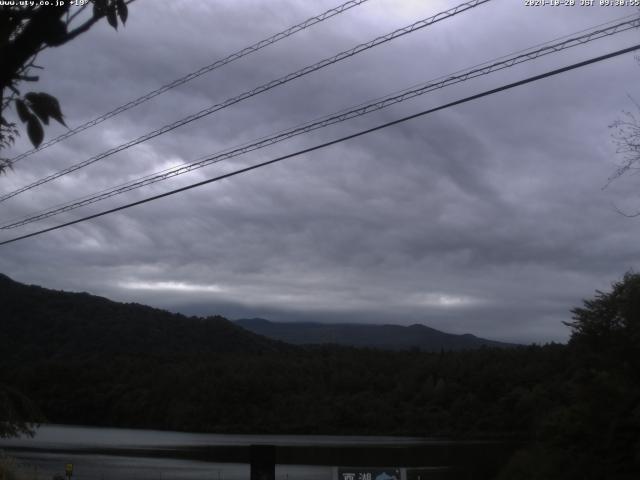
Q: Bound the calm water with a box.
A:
[0,425,435,480]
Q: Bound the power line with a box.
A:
[3,15,638,230]
[7,0,371,164]
[1,43,638,247]
[0,0,491,204]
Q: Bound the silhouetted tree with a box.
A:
[0,0,132,173]
[566,271,640,364]
[497,273,640,479]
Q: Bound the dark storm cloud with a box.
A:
[1,0,639,343]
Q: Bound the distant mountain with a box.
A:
[0,273,283,359]
[235,317,516,351]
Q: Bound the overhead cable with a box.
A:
[1,43,638,247]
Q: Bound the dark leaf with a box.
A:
[26,100,49,125]
[42,18,68,46]
[26,117,44,148]
[116,0,128,24]
[15,99,30,123]
[25,92,66,127]
[106,4,118,29]
[93,0,107,17]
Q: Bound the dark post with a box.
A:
[250,444,276,480]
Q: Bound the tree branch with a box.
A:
[61,13,102,43]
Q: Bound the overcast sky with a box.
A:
[1,0,639,343]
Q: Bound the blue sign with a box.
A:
[337,468,401,480]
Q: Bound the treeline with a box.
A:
[2,345,566,436]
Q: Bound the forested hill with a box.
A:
[0,273,283,358]
[235,318,516,351]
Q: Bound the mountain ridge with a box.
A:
[0,273,515,354]
[235,317,517,351]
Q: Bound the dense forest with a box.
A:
[1,272,639,479]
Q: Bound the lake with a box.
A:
[0,425,510,480]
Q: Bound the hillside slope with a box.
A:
[0,274,283,360]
